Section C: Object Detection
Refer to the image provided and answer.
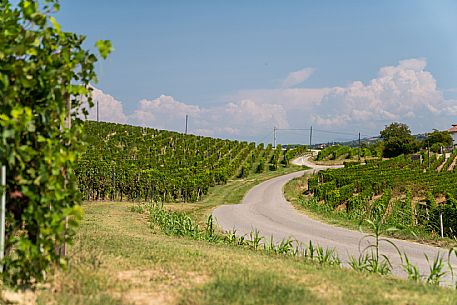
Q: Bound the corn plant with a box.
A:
[223,229,247,246]
[355,212,400,275]
[315,245,341,266]
[303,240,316,260]
[349,254,369,272]
[368,253,392,275]
[293,244,302,257]
[205,215,216,241]
[349,252,391,275]
[447,247,457,286]
[249,229,263,251]
[149,204,201,239]
[264,235,276,253]
[225,229,238,245]
[237,235,247,246]
[276,238,294,255]
[425,254,446,285]
[401,253,421,282]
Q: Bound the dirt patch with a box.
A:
[436,157,448,172]
[1,289,36,305]
[307,277,342,302]
[335,203,347,212]
[119,290,175,305]
[118,269,165,285]
[436,195,447,205]
[116,269,209,305]
[448,156,457,171]
[312,160,345,166]
[372,194,383,201]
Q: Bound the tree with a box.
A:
[0,0,111,286]
[423,129,452,152]
[379,123,418,158]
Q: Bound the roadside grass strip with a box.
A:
[143,202,457,288]
[31,202,457,305]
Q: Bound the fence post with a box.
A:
[440,212,444,238]
[1,165,6,272]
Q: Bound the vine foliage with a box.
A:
[0,0,111,286]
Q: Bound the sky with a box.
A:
[57,1,457,144]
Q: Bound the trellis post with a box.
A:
[0,165,6,272]
[440,212,444,238]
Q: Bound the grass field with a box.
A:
[6,165,456,304]
[32,201,457,305]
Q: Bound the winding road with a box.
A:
[213,155,456,281]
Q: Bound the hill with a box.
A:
[76,121,306,203]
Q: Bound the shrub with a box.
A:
[307,176,318,194]
[0,0,111,286]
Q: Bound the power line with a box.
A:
[313,129,359,136]
[275,128,311,131]
[274,127,375,139]
[271,126,379,147]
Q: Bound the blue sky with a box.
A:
[57,1,457,144]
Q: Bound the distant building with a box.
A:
[449,124,457,146]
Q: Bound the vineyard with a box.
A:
[77,121,306,202]
[306,150,457,237]
[315,144,383,162]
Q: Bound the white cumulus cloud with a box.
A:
[85,87,128,124]
[282,67,315,88]
[133,95,201,130]
[125,95,288,139]
[88,58,456,143]
[312,58,443,131]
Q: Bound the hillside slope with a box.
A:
[37,202,457,305]
[77,121,305,203]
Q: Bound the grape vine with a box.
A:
[77,121,307,203]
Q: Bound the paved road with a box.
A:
[213,155,456,281]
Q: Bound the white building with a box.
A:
[449,124,457,146]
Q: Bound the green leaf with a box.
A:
[26,48,37,56]
[95,40,113,59]
[49,16,61,32]
[1,0,100,287]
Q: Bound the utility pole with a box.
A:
[309,126,313,148]
[96,100,99,122]
[273,127,277,147]
[358,132,361,162]
[185,114,188,134]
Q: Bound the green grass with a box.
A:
[35,202,457,305]
[178,270,322,305]
[284,174,457,249]
[21,164,457,304]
